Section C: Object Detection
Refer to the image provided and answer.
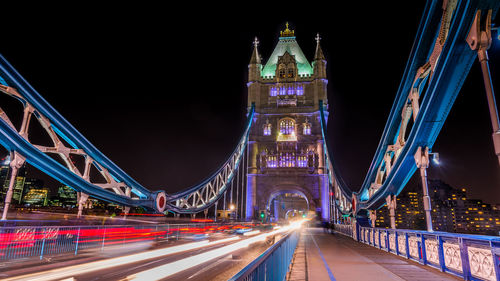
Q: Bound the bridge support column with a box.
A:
[467,9,500,166]
[214,201,218,222]
[1,152,25,221]
[204,209,208,219]
[122,206,130,219]
[386,195,396,229]
[319,174,330,222]
[77,192,89,218]
[245,175,256,220]
[415,147,433,232]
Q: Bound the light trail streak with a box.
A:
[128,220,307,281]
[242,230,260,236]
[4,237,240,281]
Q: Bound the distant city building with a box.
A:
[0,162,27,205]
[375,179,499,236]
[50,185,77,207]
[23,187,50,206]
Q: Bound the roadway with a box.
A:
[0,224,289,281]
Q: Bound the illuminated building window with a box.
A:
[263,120,272,136]
[287,86,294,95]
[297,155,307,167]
[296,85,304,96]
[278,118,296,141]
[279,152,295,167]
[280,119,295,134]
[270,87,278,97]
[303,120,311,135]
[279,66,286,78]
[279,86,286,95]
[266,155,277,168]
[287,68,294,78]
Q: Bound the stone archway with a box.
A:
[266,188,311,222]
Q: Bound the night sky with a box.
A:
[0,3,499,203]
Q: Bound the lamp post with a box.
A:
[414,147,434,232]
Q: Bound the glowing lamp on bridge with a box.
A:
[430,152,440,165]
[229,204,235,211]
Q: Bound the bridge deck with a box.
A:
[290,227,460,281]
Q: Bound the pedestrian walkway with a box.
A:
[287,229,307,281]
[290,227,460,281]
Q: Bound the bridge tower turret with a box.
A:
[245,23,330,222]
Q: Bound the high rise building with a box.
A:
[245,23,330,221]
[374,179,499,235]
[0,161,27,205]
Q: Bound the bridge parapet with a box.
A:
[335,223,500,281]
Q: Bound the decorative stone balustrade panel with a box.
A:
[398,235,407,255]
[425,239,439,265]
[389,233,396,252]
[443,242,462,272]
[353,226,500,281]
[381,232,387,249]
[468,246,495,281]
[408,236,419,259]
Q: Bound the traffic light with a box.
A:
[260,211,265,218]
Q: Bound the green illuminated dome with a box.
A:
[261,23,314,78]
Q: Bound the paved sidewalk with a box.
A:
[287,230,307,281]
[295,227,460,281]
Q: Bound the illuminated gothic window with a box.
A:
[279,64,286,78]
[263,121,272,136]
[279,118,295,135]
[296,85,304,96]
[287,68,294,78]
[297,155,308,167]
[270,87,277,97]
[303,121,311,135]
[279,152,295,167]
[287,86,294,95]
[279,86,286,95]
[266,155,277,168]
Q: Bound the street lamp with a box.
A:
[229,204,235,211]
[430,152,440,165]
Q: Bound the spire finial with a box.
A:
[315,33,321,43]
[280,22,295,38]
[253,37,259,48]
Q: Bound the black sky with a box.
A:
[0,2,499,203]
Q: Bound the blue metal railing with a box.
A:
[336,223,500,281]
[0,222,252,261]
[229,230,300,281]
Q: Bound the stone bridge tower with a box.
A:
[246,23,330,221]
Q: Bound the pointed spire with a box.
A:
[250,37,261,64]
[314,33,325,60]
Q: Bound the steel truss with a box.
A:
[0,53,254,216]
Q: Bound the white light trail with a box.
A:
[128,220,307,281]
[243,230,260,236]
[4,237,240,281]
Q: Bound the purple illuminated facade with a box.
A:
[246,24,330,221]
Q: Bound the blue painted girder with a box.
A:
[357,0,500,211]
[0,54,153,201]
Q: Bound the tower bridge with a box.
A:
[0,0,499,280]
